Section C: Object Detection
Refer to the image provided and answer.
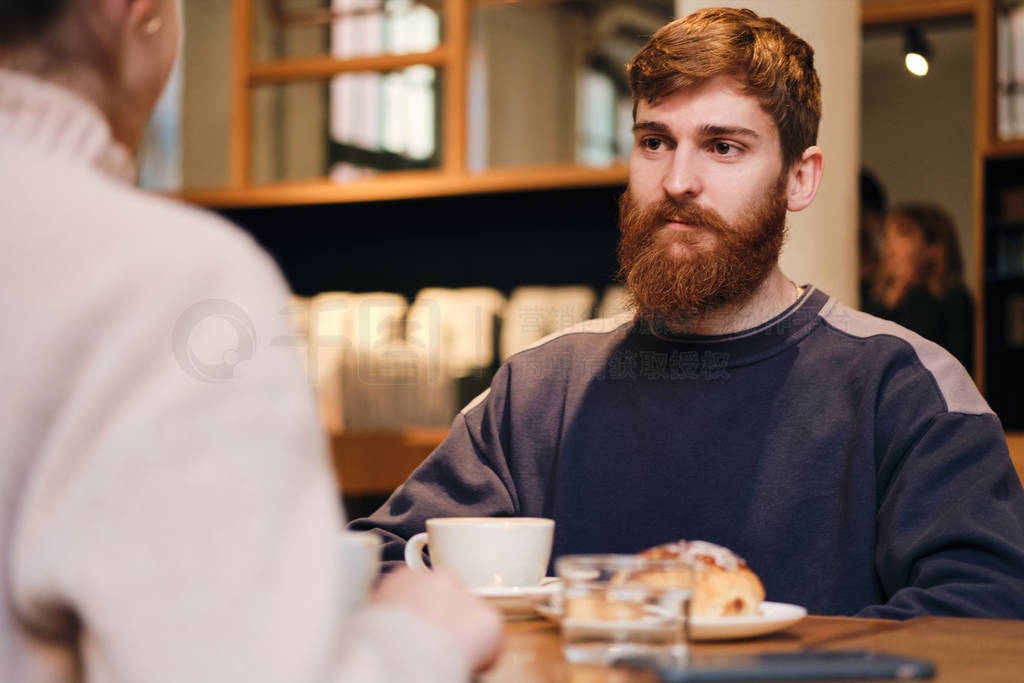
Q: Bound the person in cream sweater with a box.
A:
[0,1,502,681]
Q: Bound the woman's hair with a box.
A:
[0,0,71,46]
[887,203,966,298]
[627,7,821,170]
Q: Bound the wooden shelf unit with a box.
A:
[177,0,635,207]
[985,138,1024,158]
[248,49,449,84]
[219,0,470,194]
[180,163,628,208]
[862,0,978,27]
[1009,433,1024,479]
[977,1,1024,431]
[331,428,448,496]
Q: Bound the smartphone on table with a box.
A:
[615,649,935,681]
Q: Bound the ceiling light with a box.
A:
[904,26,930,77]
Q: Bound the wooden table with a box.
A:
[480,615,1024,682]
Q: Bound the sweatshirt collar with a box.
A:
[629,286,830,367]
[0,68,136,183]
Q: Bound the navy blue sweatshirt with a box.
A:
[351,287,1024,619]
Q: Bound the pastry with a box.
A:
[633,540,765,617]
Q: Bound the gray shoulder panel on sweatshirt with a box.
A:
[819,298,991,416]
[459,314,633,416]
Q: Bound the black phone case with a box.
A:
[616,649,935,681]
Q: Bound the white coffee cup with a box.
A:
[404,517,554,589]
[339,531,382,614]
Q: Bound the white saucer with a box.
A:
[535,598,806,641]
[471,578,561,620]
[688,602,807,641]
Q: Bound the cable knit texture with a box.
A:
[0,68,469,683]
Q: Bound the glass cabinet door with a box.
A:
[154,0,673,195]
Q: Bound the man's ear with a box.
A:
[94,0,141,26]
[785,146,824,212]
[86,0,150,45]
[125,0,157,33]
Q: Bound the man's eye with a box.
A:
[641,137,665,151]
[713,142,736,155]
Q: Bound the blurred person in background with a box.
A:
[858,168,887,305]
[862,202,975,373]
[0,1,500,682]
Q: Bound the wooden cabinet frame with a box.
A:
[180,0,628,208]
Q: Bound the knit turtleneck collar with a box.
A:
[0,68,136,183]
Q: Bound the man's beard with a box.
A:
[616,178,789,327]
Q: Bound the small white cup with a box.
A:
[339,531,382,614]
[404,517,554,589]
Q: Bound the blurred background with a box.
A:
[137,0,1024,515]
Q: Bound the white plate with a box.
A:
[535,598,806,641]
[689,602,807,641]
[471,578,561,620]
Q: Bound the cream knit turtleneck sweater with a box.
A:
[0,68,469,683]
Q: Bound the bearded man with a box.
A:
[351,8,1024,619]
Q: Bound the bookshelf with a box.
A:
[983,1,1024,430]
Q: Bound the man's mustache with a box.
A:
[654,200,727,234]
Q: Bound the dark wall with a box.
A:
[219,184,625,299]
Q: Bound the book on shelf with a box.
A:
[1007,293,1024,348]
[995,230,1024,278]
[998,3,1024,140]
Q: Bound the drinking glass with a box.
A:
[555,554,696,665]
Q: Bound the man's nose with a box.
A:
[661,150,701,200]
